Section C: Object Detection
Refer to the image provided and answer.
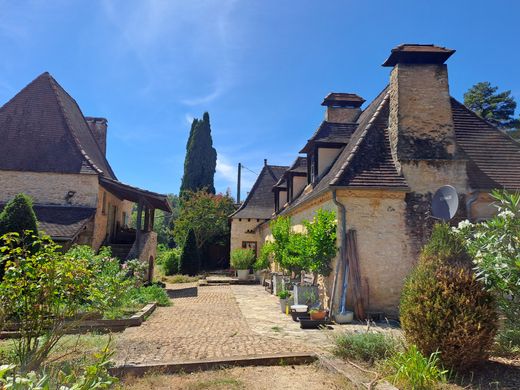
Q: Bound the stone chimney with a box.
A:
[85,117,108,155]
[322,93,364,123]
[383,44,458,161]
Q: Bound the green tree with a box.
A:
[0,193,38,237]
[464,81,519,130]
[180,112,217,196]
[173,190,235,253]
[180,229,200,275]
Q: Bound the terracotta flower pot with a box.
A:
[309,310,327,321]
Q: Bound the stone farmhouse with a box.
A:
[0,72,171,275]
[230,44,520,318]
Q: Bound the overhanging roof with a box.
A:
[100,177,171,212]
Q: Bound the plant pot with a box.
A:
[237,269,249,281]
[310,310,327,321]
[334,311,354,324]
[279,298,288,313]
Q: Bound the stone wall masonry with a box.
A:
[230,218,264,255]
[0,170,99,206]
[325,107,361,123]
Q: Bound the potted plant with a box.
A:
[309,307,328,321]
[277,289,291,314]
[230,248,255,281]
[253,243,273,285]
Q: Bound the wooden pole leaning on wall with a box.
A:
[346,229,365,320]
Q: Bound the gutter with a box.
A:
[330,189,347,317]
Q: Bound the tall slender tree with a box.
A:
[180,112,217,196]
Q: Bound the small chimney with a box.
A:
[322,93,364,123]
[85,117,108,156]
[383,44,457,161]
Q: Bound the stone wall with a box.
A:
[325,107,361,123]
[0,170,99,206]
[127,231,158,283]
[230,218,264,254]
[92,185,133,250]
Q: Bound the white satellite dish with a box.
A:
[431,185,459,222]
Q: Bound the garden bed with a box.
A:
[0,303,156,339]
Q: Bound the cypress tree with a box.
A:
[0,193,38,237]
[180,229,200,276]
[180,112,217,196]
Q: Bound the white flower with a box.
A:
[498,210,515,219]
[457,220,472,230]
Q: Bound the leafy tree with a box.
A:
[180,229,200,275]
[0,193,38,237]
[173,190,235,253]
[464,82,519,130]
[303,209,337,277]
[180,112,217,196]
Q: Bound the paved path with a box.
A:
[113,285,310,366]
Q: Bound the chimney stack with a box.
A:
[383,44,457,161]
[322,93,364,123]
[85,117,108,156]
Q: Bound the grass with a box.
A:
[493,328,520,357]
[104,284,171,319]
[160,274,201,284]
[185,377,244,390]
[271,326,283,333]
[382,345,448,390]
[333,331,400,364]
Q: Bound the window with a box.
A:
[242,241,257,257]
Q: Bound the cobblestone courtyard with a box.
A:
[114,284,312,366]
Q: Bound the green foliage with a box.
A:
[180,229,200,276]
[0,194,38,238]
[384,345,448,390]
[230,248,255,270]
[173,190,235,252]
[400,224,497,370]
[454,190,520,332]
[253,242,274,271]
[464,81,519,130]
[0,345,117,389]
[0,234,98,371]
[157,245,182,276]
[276,289,290,299]
[160,274,200,284]
[123,285,170,307]
[303,209,337,276]
[269,210,337,276]
[333,332,399,364]
[180,112,217,196]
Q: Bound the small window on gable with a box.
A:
[102,191,107,214]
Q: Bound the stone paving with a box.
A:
[113,284,310,366]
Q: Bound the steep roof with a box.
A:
[300,122,357,153]
[0,72,116,178]
[288,156,307,174]
[230,164,288,219]
[452,99,520,190]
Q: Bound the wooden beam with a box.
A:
[144,206,150,232]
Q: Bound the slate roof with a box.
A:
[300,122,357,153]
[230,164,288,219]
[288,157,307,174]
[322,93,365,107]
[451,99,520,190]
[0,72,116,179]
[0,204,96,240]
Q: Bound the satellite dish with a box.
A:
[431,185,459,222]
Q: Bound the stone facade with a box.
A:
[325,107,361,123]
[0,170,99,207]
[230,218,265,255]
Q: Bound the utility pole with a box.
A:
[237,162,242,204]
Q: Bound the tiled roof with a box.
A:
[0,204,96,240]
[322,93,365,107]
[452,99,520,190]
[300,122,357,153]
[0,72,116,179]
[230,164,288,219]
[288,157,307,174]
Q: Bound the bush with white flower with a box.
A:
[454,190,520,331]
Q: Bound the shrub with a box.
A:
[180,229,200,276]
[0,194,38,237]
[123,285,170,307]
[384,345,448,390]
[454,190,520,333]
[157,247,181,275]
[303,209,337,277]
[230,248,255,270]
[253,242,274,271]
[400,224,497,370]
[333,332,399,364]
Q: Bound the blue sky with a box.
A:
[1,1,519,198]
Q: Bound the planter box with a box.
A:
[236,269,250,281]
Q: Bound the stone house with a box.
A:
[231,44,520,318]
[0,72,171,276]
